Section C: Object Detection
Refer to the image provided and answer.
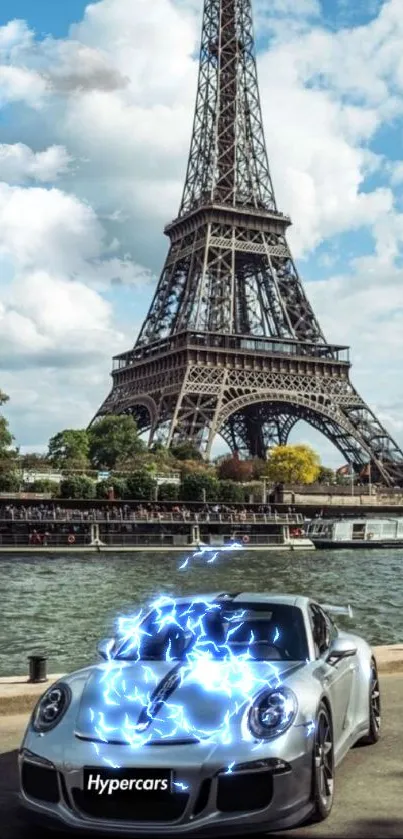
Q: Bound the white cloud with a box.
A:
[262,0,320,15]
[0,270,122,366]
[1,364,115,448]
[0,143,71,183]
[0,64,48,107]
[0,182,103,272]
[0,20,34,58]
[43,40,129,93]
[389,161,403,185]
[0,181,145,378]
[254,9,403,256]
[71,0,197,94]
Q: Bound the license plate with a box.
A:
[83,767,172,798]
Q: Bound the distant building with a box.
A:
[23,471,62,484]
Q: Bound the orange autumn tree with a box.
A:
[217,455,254,483]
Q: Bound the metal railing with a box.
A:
[0,510,304,525]
[0,532,286,549]
[113,329,349,369]
[0,533,91,548]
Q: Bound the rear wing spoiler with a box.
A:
[320,603,354,619]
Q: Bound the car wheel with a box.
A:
[359,658,381,745]
[310,702,334,822]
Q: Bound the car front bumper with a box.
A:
[19,729,314,836]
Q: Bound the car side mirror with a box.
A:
[97,638,114,660]
[326,637,357,664]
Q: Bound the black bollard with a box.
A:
[28,655,48,684]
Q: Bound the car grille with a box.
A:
[21,762,60,804]
[217,771,273,812]
[72,789,189,822]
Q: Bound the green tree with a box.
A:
[96,478,128,500]
[217,456,254,483]
[170,442,203,462]
[48,429,90,470]
[251,458,271,480]
[266,444,321,485]
[179,459,214,477]
[19,453,49,471]
[181,473,219,502]
[0,472,19,492]
[28,479,58,494]
[59,475,96,499]
[218,480,245,503]
[150,441,168,456]
[0,390,14,456]
[317,466,335,484]
[243,481,264,503]
[157,482,179,501]
[126,470,156,500]
[88,415,145,469]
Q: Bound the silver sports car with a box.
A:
[19,592,381,835]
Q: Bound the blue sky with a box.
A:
[0,0,89,37]
[0,0,402,468]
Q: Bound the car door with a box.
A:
[309,604,356,746]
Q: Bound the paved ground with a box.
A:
[1,676,402,839]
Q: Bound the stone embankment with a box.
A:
[0,644,402,716]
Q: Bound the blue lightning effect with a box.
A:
[89,595,287,771]
[305,721,316,737]
[179,543,243,570]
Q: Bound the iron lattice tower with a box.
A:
[94,0,403,485]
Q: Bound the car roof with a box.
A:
[161,592,309,609]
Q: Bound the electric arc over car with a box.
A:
[19,592,381,835]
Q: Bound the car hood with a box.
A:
[74,658,303,745]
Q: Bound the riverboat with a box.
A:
[0,506,315,553]
[307,516,403,549]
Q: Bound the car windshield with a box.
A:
[112,601,308,662]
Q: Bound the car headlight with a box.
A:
[32,683,72,733]
[248,688,298,740]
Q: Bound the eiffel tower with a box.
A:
[94,0,403,486]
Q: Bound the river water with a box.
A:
[1,548,402,677]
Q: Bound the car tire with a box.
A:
[358,657,381,746]
[310,701,335,822]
